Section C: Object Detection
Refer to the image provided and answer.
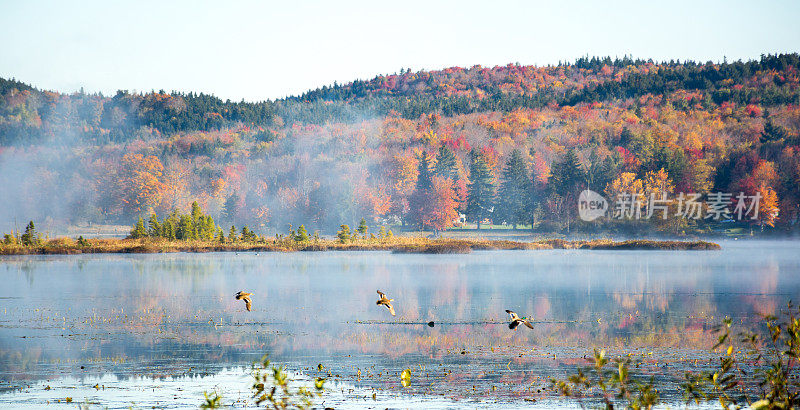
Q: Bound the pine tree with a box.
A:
[162,209,179,239]
[3,233,17,245]
[163,219,176,240]
[148,213,160,237]
[525,150,543,230]
[221,193,241,224]
[408,151,435,228]
[21,221,39,246]
[337,224,351,243]
[416,151,433,191]
[465,150,495,229]
[129,217,147,239]
[548,149,587,233]
[496,149,530,229]
[357,218,368,238]
[294,225,309,242]
[549,149,587,196]
[241,226,256,242]
[178,215,194,240]
[435,145,458,181]
[229,225,238,242]
[761,116,788,143]
[191,201,202,221]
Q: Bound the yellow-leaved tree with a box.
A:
[757,185,780,231]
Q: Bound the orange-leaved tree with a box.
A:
[422,176,460,233]
[115,153,168,217]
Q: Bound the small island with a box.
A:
[0,204,720,256]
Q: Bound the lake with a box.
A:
[1,240,799,408]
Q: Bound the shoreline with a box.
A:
[0,237,721,256]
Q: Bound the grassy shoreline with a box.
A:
[0,237,721,255]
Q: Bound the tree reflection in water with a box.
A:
[0,240,798,405]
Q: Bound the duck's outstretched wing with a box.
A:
[386,303,396,316]
[509,320,520,330]
[243,297,252,312]
[377,290,386,298]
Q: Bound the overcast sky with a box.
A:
[1,0,798,101]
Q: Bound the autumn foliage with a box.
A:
[1,54,800,235]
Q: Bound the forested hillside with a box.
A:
[1,54,799,235]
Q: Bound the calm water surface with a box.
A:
[1,240,798,408]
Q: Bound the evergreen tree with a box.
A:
[229,225,238,242]
[496,149,530,229]
[191,201,202,221]
[357,218,368,238]
[416,151,433,191]
[294,225,309,242]
[148,213,160,237]
[221,193,241,224]
[465,150,495,229]
[129,217,147,239]
[761,114,788,143]
[586,151,618,193]
[163,218,177,240]
[217,228,225,243]
[337,224,351,243]
[408,151,434,228]
[525,152,544,230]
[178,215,195,240]
[549,149,587,196]
[21,221,39,246]
[242,226,257,242]
[161,209,179,238]
[548,149,587,233]
[434,145,458,180]
[196,215,216,241]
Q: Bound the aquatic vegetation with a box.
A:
[200,390,222,408]
[401,368,412,388]
[682,303,800,409]
[553,304,800,409]
[551,348,659,409]
[250,355,326,409]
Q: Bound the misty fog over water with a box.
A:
[1,240,798,407]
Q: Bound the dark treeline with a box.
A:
[2,54,799,144]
